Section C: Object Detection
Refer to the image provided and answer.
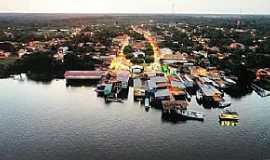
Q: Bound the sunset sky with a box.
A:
[0,0,270,14]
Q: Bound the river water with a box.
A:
[0,77,270,160]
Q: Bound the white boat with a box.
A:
[186,92,192,101]
[196,90,203,100]
[219,109,239,121]
[218,99,231,108]
[176,110,205,121]
[144,98,150,109]
[224,77,237,85]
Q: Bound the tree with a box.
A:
[20,53,53,73]
[131,57,144,64]
[145,56,154,63]
[64,53,82,70]
[144,43,154,56]
[126,53,134,59]
[123,45,133,55]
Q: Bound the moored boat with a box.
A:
[144,97,150,109]
[223,77,237,85]
[196,90,203,100]
[95,84,106,96]
[219,110,239,121]
[218,99,231,108]
[186,92,192,101]
[176,109,205,121]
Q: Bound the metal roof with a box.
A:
[150,76,167,83]
[171,80,186,89]
[155,89,171,98]
[200,84,222,97]
[133,78,143,88]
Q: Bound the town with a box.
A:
[1,14,270,123]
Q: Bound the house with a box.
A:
[160,48,173,55]
[193,50,208,58]
[160,53,188,64]
[154,89,171,101]
[130,65,144,74]
[132,51,145,58]
[64,71,106,80]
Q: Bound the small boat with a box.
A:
[144,98,150,109]
[196,90,203,100]
[95,84,107,95]
[219,110,239,121]
[223,77,237,85]
[176,109,205,121]
[218,99,231,108]
[186,92,192,101]
[210,80,221,89]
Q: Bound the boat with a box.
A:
[196,90,203,100]
[144,98,150,109]
[218,99,231,108]
[95,84,106,95]
[186,92,192,101]
[219,110,239,121]
[95,83,113,96]
[176,109,205,121]
[219,120,239,127]
[223,77,237,85]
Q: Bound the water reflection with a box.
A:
[65,79,99,87]
[161,112,188,124]
[219,120,239,127]
[224,85,253,99]
[26,73,54,84]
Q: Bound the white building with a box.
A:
[132,51,145,58]
[160,48,173,55]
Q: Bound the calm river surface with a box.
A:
[0,77,270,160]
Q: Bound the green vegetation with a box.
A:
[123,45,133,55]
[143,43,154,56]
[131,57,144,64]
[0,57,17,78]
[145,56,154,63]
[123,43,154,64]
[129,31,145,41]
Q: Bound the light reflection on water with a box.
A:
[0,78,270,160]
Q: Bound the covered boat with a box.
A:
[219,110,239,121]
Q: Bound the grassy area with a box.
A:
[0,56,17,66]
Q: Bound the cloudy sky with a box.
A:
[0,0,270,14]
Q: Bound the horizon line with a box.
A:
[0,11,269,16]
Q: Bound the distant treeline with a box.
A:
[1,13,270,29]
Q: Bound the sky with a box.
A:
[0,0,270,15]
